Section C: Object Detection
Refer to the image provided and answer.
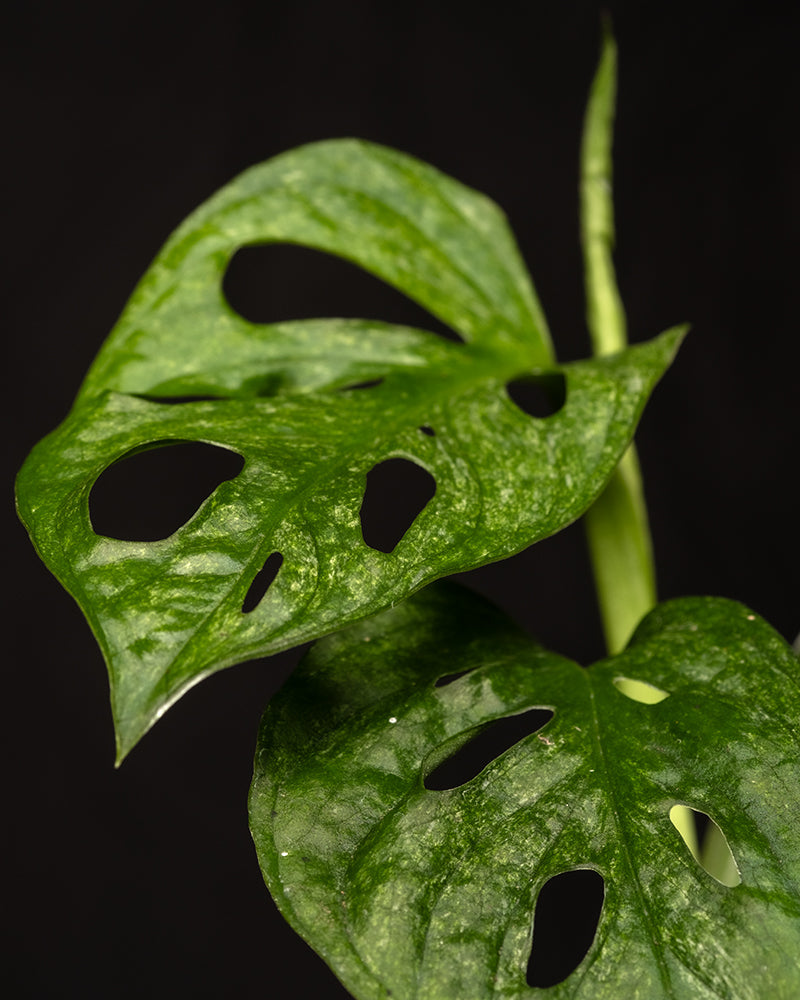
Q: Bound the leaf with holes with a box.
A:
[74,140,559,401]
[15,140,683,758]
[250,583,800,999]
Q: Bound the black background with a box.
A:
[6,1,798,997]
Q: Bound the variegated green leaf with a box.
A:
[250,584,800,999]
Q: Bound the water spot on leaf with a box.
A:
[613,677,670,704]
[242,552,284,613]
[418,425,435,436]
[527,869,604,987]
[360,458,436,553]
[506,372,566,418]
[223,243,463,342]
[339,378,384,391]
[89,441,244,541]
[424,708,554,790]
[669,806,741,886]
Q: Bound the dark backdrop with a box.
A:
[6,2,798,997]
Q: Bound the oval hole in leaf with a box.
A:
[424,708,554,790]
[613,677,670,704]
[418,425,435,437]
[242,552,284,613]
[223,244,463,343]
[360,458,436,553]
[89,441,244,541]
[669,805,741,887]
[527,869,605,988]
[506,372,566,418]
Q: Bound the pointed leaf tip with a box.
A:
[16,143,685,756]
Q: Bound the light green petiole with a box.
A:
[580,27,701,862]
[580,26,656,658]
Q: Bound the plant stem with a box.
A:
[581,28,704,864]
[584,449,656,655]
[580,26,656,657]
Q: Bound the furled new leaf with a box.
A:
[16,141,683,758]
[250,584,800,999]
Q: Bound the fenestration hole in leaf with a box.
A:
[223,244,463,342]
[418,425,435,436]
[242,552,283,613]
[506,372,566,418]
[612,677,670,704]
[360,458,436,553]
[434,668,474,688]
[89,441,244,541]
[527,869,605,988]
[339,378,384,391]
[424,709,554,790]
[133,394,220,405]
[669,806,741,887]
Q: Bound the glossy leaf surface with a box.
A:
[15,140,683,758]
[75,139,556,402]
[250,584,800,999]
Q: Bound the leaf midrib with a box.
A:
[586,674,674,995]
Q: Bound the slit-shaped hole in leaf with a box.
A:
[419,425,436,437]
[424,709,554,790]
[360,458,436,553]
[89,441,244,541]
[339,378,384,392]
[132,394,221,405]
[527,869,605,988]
[223,244,463,343]
[242,552,284,613]
[434,668,474,688]
[613,676,670,704]
[669,805,741,887]
[506,372,566,418]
